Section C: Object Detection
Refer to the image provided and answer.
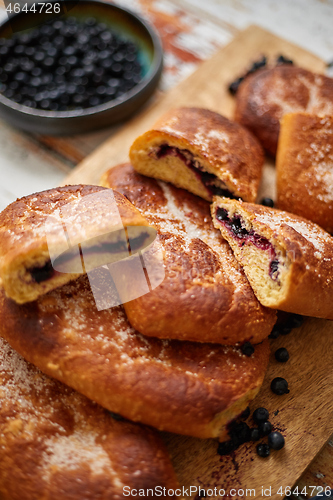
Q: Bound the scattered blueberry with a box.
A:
[256,443,270,458]
[269,322,292,338]
[268,325,280,339]
[218,407,285,458]
[228,76,244,95]
[241,342,254,357]
[258,421,272,437]
[286,313,304,329]
[228,56,266,95]
[279,325,292,336]
[275,347,289,363]
[228,421,251,447]
[271,377,289,395]
[217,440,236,456]
[250,428,260,441]
[253,407,269,424]
[107,411,124,421]
[260,197,274,208]
[240,406,251,420]
[249,56,267,73]
[268,431,285,450]
[276,55,294,65]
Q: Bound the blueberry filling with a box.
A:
[127,231,151,253]
[153,144,236,198]
[30,260,54,283]
[29,232,150,283]
[215,207,279,281]
[53,231,151,269]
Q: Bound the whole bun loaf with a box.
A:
[235,65,333,156]
[0,275,270,440]
[0,337,178,499]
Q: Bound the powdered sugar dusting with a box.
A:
[255,210,333,258]
[0,186,123,254]
[295,116,333,203]
[160,121,230,154]
[0,336,149,494]
[42,431,113,481]
[156,182,246,288]
[252,71,333,130]
[35,273,249,379]
[0,337,48,413]
[298,74,333,115]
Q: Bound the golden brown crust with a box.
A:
[101,163,276,345]
[277,112,333,233]
[0,336,178,499]
[0,276,270,440]
[211,197,333,318]
[235,66,333,156]
[129,107,264,202]
[0,185,152,304]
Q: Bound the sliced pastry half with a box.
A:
[0,185,156,303]
[211,197,333,319]
[129,107,264,202]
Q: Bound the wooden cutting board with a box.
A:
[65,26,333,499]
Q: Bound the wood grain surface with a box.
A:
[161,318,333,499]
[64,26,333,499]
[64,25,325,187]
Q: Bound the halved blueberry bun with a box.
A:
[0,185,154,304]
[129,107,264,203]
[211,197,333,319]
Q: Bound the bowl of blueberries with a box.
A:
[0,0,163,134]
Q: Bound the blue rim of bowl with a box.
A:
[0,0,164,120]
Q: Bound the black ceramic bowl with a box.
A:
[0,0,163,134]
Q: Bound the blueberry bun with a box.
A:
[0,186,154,304]
[211,197,333,319]
[129,107,264,203]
